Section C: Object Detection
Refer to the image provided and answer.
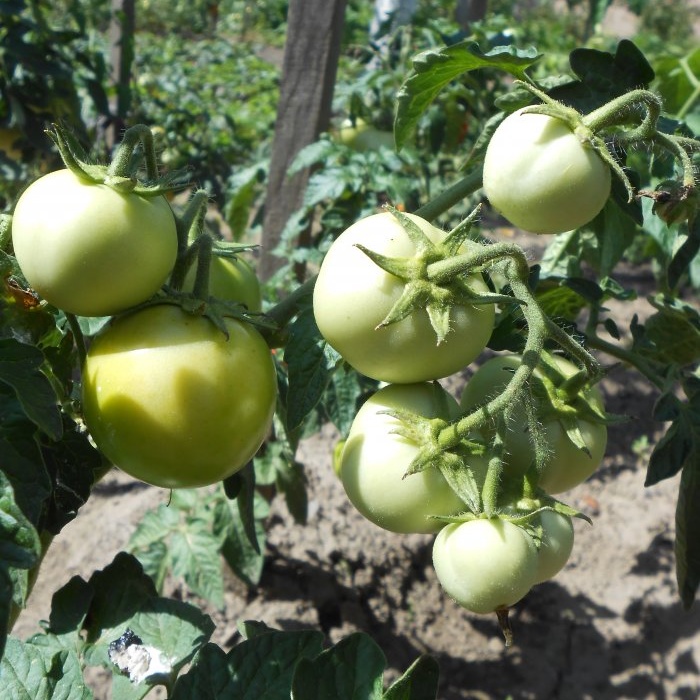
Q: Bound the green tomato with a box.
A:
[432,518,538,614]
[81,305,277,489]
[336,118,395,152]
[533,510,574,584]
[460,354,607,494]
[182,254,262,312]
[339,382,474,534]
[11,169,177,316]
[482,108,611,235]
[313,212,495,383]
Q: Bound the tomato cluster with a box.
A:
[314,210,607,618]
[10,164,276,490]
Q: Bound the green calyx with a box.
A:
[355,206,503,344]
[47,123,185,197]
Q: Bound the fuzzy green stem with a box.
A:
[265,275,317,328]
[585,333,665,391]
[481,430,506,516]
[437,257,548,450]
[582,89,662,137]
[192,235,213,300]
[169,190,210,291]
[66,313,87,368]
[106,124,159,181]
[652,131,697,188]
[413,168,483,223]
[426,241,526,283]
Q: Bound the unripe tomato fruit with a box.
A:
[432,518,538,614]
[336,118,395,152]
[533,510,575,584]
[11,169,178,316]
[339,382,473,534]
[482,108,611,234]
[460,354,607,494]
[313,212,495,383]
[81,305,277,489]
[182,254,262,312]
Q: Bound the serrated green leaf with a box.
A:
[291,632,386,700]
[0,636,53,698]
[169,525,224,608]
[668,217,700,290]
[395,43,541,149]
[284,305,340,431]
[383,654,439,700]
[172,630,324,700]
[0,338,62,440]
[214,492,268,588]
[643,298,700,367]
[535,284,587,321]
[276,461,307,526]
[0,470,41,570]
[324,365,363,436]
[676,449,700,608]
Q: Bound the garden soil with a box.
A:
[12,226,700,700]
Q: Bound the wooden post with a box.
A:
[259,0,347,281]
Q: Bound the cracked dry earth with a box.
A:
[12,248,700,699]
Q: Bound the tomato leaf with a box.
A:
[0,470,41,572]
[395,43,541,150]
[549,39,655,113]
[0,636,90,700]
[215,491,269,587]
[668,217,700,291]
[171,629,324,699]
[675,445,700,609]
[284,305,340,432]
[0,338,62,441]
[291,632,386,700]
[383,654,439,700]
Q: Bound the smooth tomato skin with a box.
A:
[533,510,575,584]
[11,169,177,316]
[182,255,262,312]
[313,212,495,383]
[483,108,611,235]
[460,354,607,494]
[339,382,471,534]
[432,518,538,614]
[81,305,277,489]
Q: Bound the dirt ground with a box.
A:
[12,223,700,700]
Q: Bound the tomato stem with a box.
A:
[65,313,87,368]
[412,168,483,223]
[106,124,159,182]
[169,190,210,291]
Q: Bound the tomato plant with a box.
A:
[11,168,178,317]
[313,210,495,383]
[482,107,612,235]
[460,354,608,494]
[432,518,538,615]
[339,382,479,534]
[81,304,277,489]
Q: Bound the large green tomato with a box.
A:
[482,108,611,235]
[533,510,574,584]
[339,382,478,534]
[432,518,538,614]
[313,212,495,383]
[182,254,262,312]
[11,169,177,316]
[82,305,277,489]
[460,354,607,494]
